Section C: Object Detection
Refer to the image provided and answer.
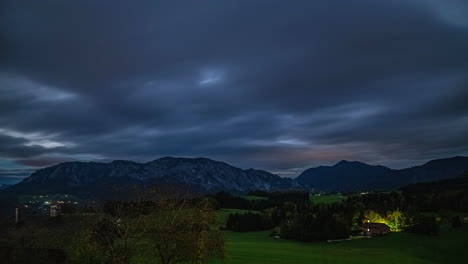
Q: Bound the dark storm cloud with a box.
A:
[0,134,43,158]
[1,0,468,183]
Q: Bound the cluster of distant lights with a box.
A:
[27,200,78,204]
[26,194,77,205]
[33,195,49,198]
[32,194,68,198]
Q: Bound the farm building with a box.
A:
[50,202,62,217]
[362,222,390,237]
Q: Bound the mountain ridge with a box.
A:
[10,156,302,195]
[4,156,468,195]
[296,156,468,192]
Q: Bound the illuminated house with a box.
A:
[362,222,390,237]
[50,202,62,217]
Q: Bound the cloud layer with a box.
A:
[1,0,468,183]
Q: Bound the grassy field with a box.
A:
[209,227,468,264]
[310,194,347,204]
[210,209,468,264]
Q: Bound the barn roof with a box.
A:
[363,222,390,229]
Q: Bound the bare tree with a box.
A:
[144,195,224,264]
[90,184,224,264]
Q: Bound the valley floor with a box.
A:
[209,226,468,264]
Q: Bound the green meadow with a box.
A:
[210,227,468,264]
[310,194,347,204]
[210,209,468,264]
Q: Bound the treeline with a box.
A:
[214,185,468,241]
[208,191,309,211]
[226,212,272,232]
[270,202,355,241]
[402,172,468,212]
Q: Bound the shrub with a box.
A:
[451,216,463,229]
[406,215,439,236]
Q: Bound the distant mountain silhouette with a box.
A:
[401,170,468,194]
[4,156,467,196]
[296,160,392,192]
[296,156,468,192]
[6,157,302,196]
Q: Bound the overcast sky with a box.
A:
[1,0,468,184]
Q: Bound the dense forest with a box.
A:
[218,172,468,241]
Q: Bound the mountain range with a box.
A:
[401,171,468,194]
[6,157,300,196]
[296,156,468,192]
[4,156,468,196]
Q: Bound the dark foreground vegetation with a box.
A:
[0,185,224,264]
[0,172,467,263]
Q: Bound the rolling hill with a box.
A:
[296,156,468,192]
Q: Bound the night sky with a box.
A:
[1,0,468,184]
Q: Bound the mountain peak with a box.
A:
[334,160,365,167]
[110,160,138,164]
[297,156,468,192]
[11,157,301,195]
[149,156,216,163]
[335,160,351,165]
[421,156,468,167]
